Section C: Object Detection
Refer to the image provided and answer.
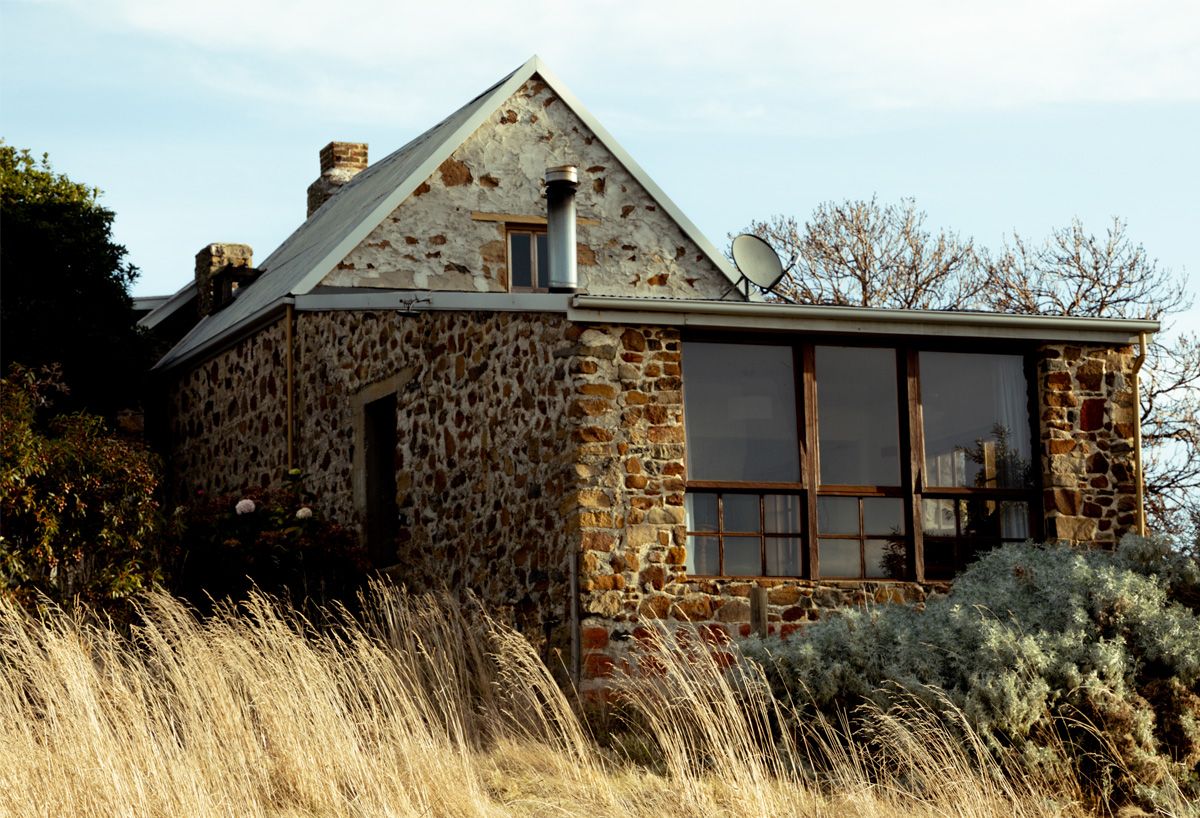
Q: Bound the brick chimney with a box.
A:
[195,243,254,316]
[307,141,368,217]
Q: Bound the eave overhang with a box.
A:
[566,295,1160,345]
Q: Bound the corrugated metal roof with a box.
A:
[153,56,743,371]
[137,280,195,329]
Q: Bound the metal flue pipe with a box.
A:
[545,166,579,293]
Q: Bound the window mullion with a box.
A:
[717,493,725,576]
[800,344,820,580]
[902,347,925,583]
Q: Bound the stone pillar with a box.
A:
[566,324,689,681]
[1037,343,1138,545]
[194,243,253,318]
[307,141,368,216]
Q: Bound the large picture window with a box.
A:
[682,340,1038,581]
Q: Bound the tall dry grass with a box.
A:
[0,586,1180,817]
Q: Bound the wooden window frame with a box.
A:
[507,226,548,292]
[686,489,807,578]
[682,335,1043,583]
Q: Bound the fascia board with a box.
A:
[568,295,1160,345]
[151,298,291,372]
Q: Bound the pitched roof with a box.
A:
[153,55,741,371]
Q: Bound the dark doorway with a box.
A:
[364,393,398,567]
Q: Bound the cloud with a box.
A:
[64,0,1200,117]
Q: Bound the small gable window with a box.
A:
[508,228,549,291]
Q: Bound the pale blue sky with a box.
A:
[3,0,1198,331]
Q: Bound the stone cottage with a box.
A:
[145,56,1158,684]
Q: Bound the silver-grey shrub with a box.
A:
[742,536,1200,809]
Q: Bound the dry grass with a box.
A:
[0,586,1181,817]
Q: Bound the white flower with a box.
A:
[235,498,256,515]
[295,507,313,520]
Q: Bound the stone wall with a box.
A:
[165,318,290,498]
[321,78,732,299]
[165,312,1143,684]
[1037,343,1139,545]
[564,324,934,682]
[294,309,579,646]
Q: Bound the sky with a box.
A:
[3,0,1199,331]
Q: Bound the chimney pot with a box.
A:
[308,141,368,216]
[194,243,254,316]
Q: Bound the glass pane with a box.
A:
[921,498,957,537]
[685,493,718,532]
[863,497,905,535]
[961,497,1002,539]
[765,536,802,576]
[724,536,761,576]
[723,494,760,532]
[683,343,800,482]
[816,346,900,486]
[923,539,956,581]
[535,233,549,288]
[1000,501,1030,539]
[866,538,906,579]
[818,496,859,535]
[819,538,861,578]
[509,233,532,288]
[921,352,1033,489]
[686,535,719,575]
[764,494,803,533]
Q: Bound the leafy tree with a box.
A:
[0,144,149,418]
[743,202,1198,538]
[0,365,161,614]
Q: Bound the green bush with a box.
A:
[743,537,1200,810]
[165,475,369,612]
[0,365,161,613]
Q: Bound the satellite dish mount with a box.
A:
[724,233,795,302]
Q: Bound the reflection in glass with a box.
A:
[865,539,898,579]
[510,233,532,288]
[683,343,800,482]
[818,496,858,534]
[766,536,802,576]
[816,346,900,486]
[920,352,1032,489]
[687,535,719,575]
[685,493,718,532]
[820,539,861,577]
[724,536,761,575]
[723,494,760,532]
[922,498,958,537]
[764,495,803,533]
[863,497,905,534]
[921,498,1030,580]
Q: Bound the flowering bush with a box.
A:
[742,536,1200,811]
[0,365,161,616]
[165,476,368,611]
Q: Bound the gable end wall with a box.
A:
[322,78,731,299]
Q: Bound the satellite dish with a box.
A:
[731,234,785,290]
[724,234,792,301]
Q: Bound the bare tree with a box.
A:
[981,217,1189,319]
[1139,332,1200,538]
[741,202,1198,540]
[744,197,985,310]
